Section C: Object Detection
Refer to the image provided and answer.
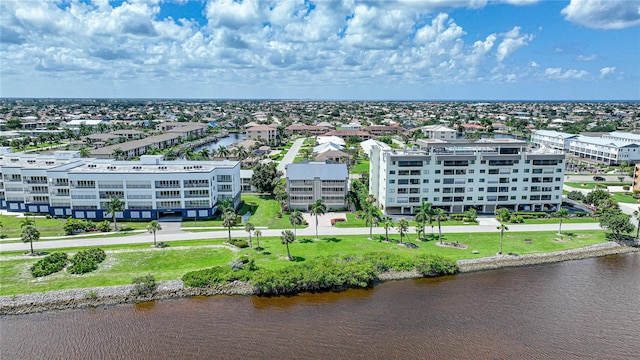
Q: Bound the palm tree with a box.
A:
[434,208,446,244]
[553,208,569,235]
[234,145,249,161]
[147,220,162,246]
[245,222,255,249]
[495,208,511,223]
[289,210,304,241]
[106,197,125,231]
[497,223,509,255]
[254,229,262,250]
[112,147,124,160]
[365,194,377,207]
[21,225,40,254]
[217,145,229,159]
[414,200,432,241]
[309,199,326,240]
[398,219,409,244]
[280,230,295,261]
[79,147,91,158]
[198,148,210,160]
[358,205,380,240]
[222,209,237,243]
[20,218,35,229]
[345,191,359,211]
[183,147,195,160]
[300,147,313,160]
[382,216,394,242]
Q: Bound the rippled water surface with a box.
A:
[2,253,639,359]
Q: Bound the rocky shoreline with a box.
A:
[1,243,637,315]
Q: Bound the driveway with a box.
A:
[277,137,306,177]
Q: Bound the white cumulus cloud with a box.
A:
[561,0,640,30]
[544,67,589,80]
[599,67,616,79]
[496,26,534,62]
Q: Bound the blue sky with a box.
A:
[1,0,639,100]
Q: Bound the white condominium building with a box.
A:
[532,130,640,165]
[0,148,241,220]
[285,161,349,210]
[369,139,565,215]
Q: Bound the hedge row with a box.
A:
[182,253,458,295]
[67,248,107,274]
[30,253,69,278]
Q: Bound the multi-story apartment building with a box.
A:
[532,130,640,165]
[1,149,241,220]
[285,161,349,210]
[369,139,565,215]
[246,124,278,143]
[420,125,456,140]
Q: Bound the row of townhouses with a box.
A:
[0,148,240,220]
[369,138,566,214]
[531,130,640,165]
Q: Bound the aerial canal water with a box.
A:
[193,132,246,153]
[2,253,639,359]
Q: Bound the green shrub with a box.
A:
[228,238,249,248]
[97,220,112,232]
[30,252,68,277]
[131,274,157,296]
[413,254,458,277]
[67,248,106,274]
[182,266,251,287]
[567,191,586,202]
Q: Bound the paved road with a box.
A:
[0,222,603,252]
[277,137,306,177]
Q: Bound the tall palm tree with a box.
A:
[217,145,229,159]
[382,216,394,242]
[289,210,304,241]
[494,208,511,223]
[309,199,326,240]
[245,222,255,249]
[198,148,210,160]
[280,230,295,261]
[21,225,40,254]
[183,147,195,160]
[365,194,377,207]
[234,145,249,161]
[147,220,162,246]
[358,205,380,240]
[398,219,409,244]
[553,208,569,235]
[20,218,35,229]
[106,197,125,231]
[254,229,262,250]
[222,209,237,242]
[414,200,432,241]
[497,223,509,255]
[434,208,446,244]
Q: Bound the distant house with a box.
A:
[285,125,331,136]
[362,125,405,136]
[313,142,343,154]
[285,161,349,210]
[246,124,278,143]
[315,149,349,164]
[324,130,374,141]
[420,125,456,140]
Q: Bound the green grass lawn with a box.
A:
[349,159,370,174]
[610,193,639,204]
[565,181,629,189]
[0,229,610,295]
[334,213,476,228]
[520,217,599,225]
[0,215,152,239]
